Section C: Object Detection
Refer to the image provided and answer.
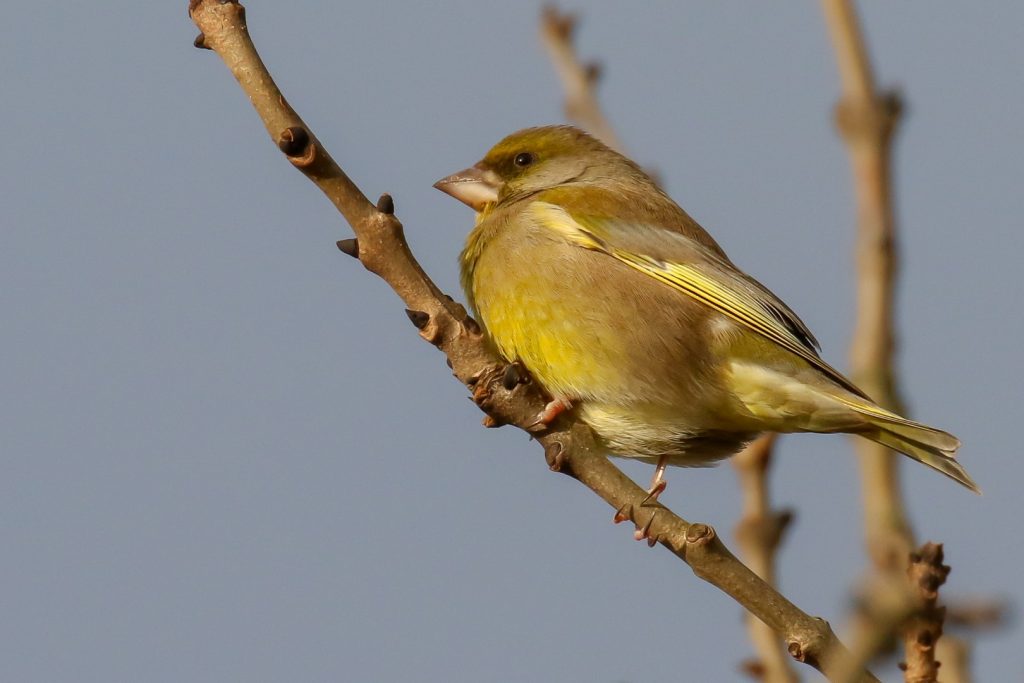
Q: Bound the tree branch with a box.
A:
[188,3,875,680]
[900,543,950,682]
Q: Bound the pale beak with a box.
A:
[433,164,502,211]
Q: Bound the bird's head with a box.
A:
[434,125,642,211]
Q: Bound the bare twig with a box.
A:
[821,0,912,573]
[539,5,624,153]
[944,597,1010,631]
[900,543,950,682]
[188,3,877,680]
[733,435,800,683]
[836,575,919,683]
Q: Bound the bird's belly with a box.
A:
[581,403,756,466]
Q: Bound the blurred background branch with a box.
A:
[821,0,912,573]
[539,5,624,153]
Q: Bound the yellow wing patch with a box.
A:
[528,202,607,250]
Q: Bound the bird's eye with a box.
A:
[513,152,535,167]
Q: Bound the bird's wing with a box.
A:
[529,201,869,399]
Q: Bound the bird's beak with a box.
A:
[433,164,502,211]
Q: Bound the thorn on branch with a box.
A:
[336,238,359,258]
[404,308,430,330]
[277,126,311,157]
[193,32,210,49]
[584,61,602,84]
[376,193,395,215]
[463,316,481,336]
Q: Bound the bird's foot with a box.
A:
[641,455,670,506]
[627,457,669,545]
[611,470,669,548]
[527,396,573,432]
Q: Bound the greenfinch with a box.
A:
[435,125,978,495]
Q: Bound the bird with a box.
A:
[434,125,979,501]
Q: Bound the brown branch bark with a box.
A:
[188,2,876,680]
[733,435,800,683]
[539,5,624,153]
[821,0,912,573]
[900,543,950,682]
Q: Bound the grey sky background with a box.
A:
[2,2,1021,681]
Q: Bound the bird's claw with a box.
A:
[613,504,632,524]
[633,510,660,547]
[613,504,659,547]
[641,480,667,507]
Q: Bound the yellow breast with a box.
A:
[461,209,631,402]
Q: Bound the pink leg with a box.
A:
[634,455,669,542]
[643,457,669,505]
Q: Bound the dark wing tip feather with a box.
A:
[762,300,820,353]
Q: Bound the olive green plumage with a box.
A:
[435,125,978,493]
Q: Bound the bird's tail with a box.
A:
[837,396,980,494]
